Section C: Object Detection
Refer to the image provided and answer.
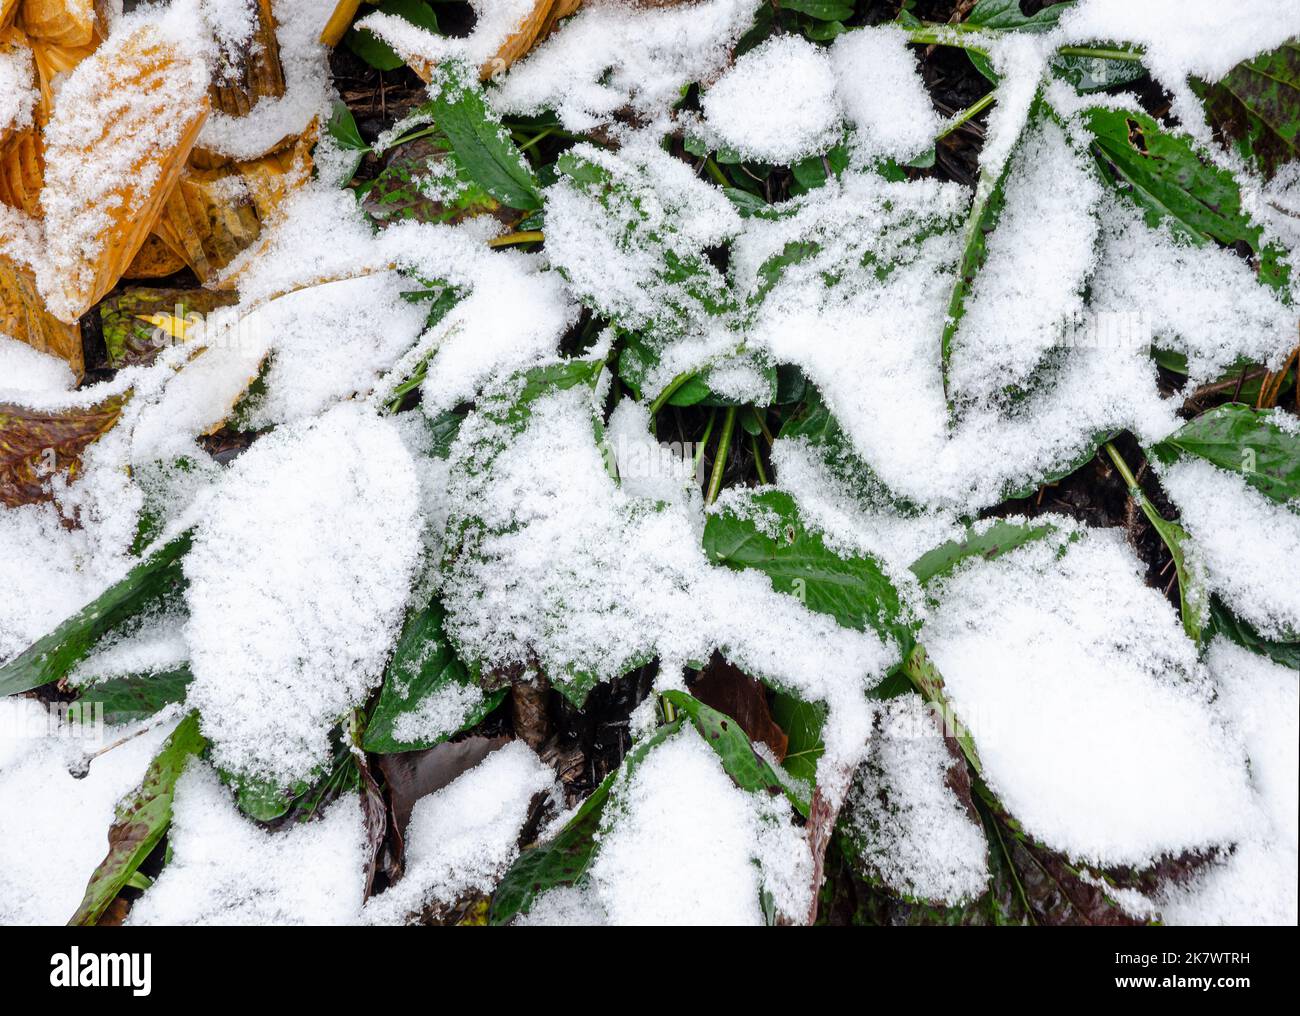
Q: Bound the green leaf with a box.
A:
[325,101,368,184]
[422,62,542,211]
[1205,595,1300,670]
[222,769,309,824]
[0,531,191,697]
[489,718,684,924]
[359,137,501,226]
[69,710,207,925]
[769,691,825,785]
[779,0,853,21]
[1084,105,1291,291]
[898,645,981,774]
[345,0,440,73]
[1194,41,1300,180]
[1149,403,1300,506]
[98,288,237,368]
[703,488,917,658]
[364,597,507,753]
[74,666,193,725]
[908,519,1060,586]
[662,690,808,815]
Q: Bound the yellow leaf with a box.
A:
[124,232,186,279]
[0,250,82,378]
[320,0,361,48]
[153,124,315,285]
[0,127,45,219]
[37,14,210,322]
[135,311,191,343]
[1,0,21,30]
[19,0,97,47]
[485,0,582,80]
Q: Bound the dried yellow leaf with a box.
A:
[1,0,20,31]
[153,125,315,284]
[0,250,82,378]
[124,231,187,279]
[27,34,99,120]
[37,13,210,322]
[0,390,126,508]
[485,0,582,80]
[19,0,96,47]
[0,127,44,219]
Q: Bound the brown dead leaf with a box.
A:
[0,250,82,376]
[209,0,284,121]
[19,0,97,47]
[484,0,579,80]
[689,655,789,761]
[0,126,42,218]
[153,125,315,284]
[38,18,210,322]
[0,391,126,508]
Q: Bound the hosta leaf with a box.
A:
[778,0,853,22]
[0,123,44,219]
[74,665,193,725]
[1084,105,1291,291]
[69,710,207,926]
[0,250,83,376]
[37,15,210,321]
[0,392,127,507]
[1149,403,1300,506]
[908,519,1060,586]
[1195,40,1300,180]
[19,0,97,48]
[703,488,918,657]
[364,597,507,753]
[769,689,825,784]
[662,689,807,814]
[0,529,191,696]
[419,61,542,212]
[489,718,684,925]
[123,233,187,279]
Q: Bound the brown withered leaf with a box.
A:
[0,251,82,376]
[0,391,127,508]
[154,126,314,284]
[209,0,284,120]
[689,655,789,761]
[98,286,237,367]
[19,0,97,47]
[38,19,210,322]
[377,735,510,846]
[483,0,578,80]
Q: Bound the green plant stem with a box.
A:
[649,370,696,416]
[1056,44,1144,62]
[937,90,997,140]
[487,230,545,248]
[694,410,717,476]
[706,406,738,504]
[1103,441,1142,490]
[518,127,555,153]
[703,157,729,188]
[751,433,769,485]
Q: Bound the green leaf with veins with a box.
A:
[0,531,192,697]
[1149,403,1300,507]
[908,519,1060,586]
[1194,41,1300,180]
[703,488,918,659]
[346,0,440,73]
[1084,106,1291,292]
[74,666,194,725]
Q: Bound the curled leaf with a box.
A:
[18,0,98,47]
[0,249,83,375]
[208,0,284,121]
[0,390,127,507]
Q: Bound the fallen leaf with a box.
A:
[688,655,789,761]
[0,126,42,218]
[123,231,187,279]
[37,16,210,322]
[0,250,83,376]
[98,286,237,367]
[208,0,284,121]
[155,123,316,284]
[0,391,127,507]
[27,33,99,119]
[19,0,97,47]
[377,735,510,844]
[484,0,581,80]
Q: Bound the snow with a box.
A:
[183,404,423,787]
[923,522,1255,867]
[390,681,488,748]
[1159,458,1300,641]
[0,335,76,397]
[845,695,989,905]
[493,0,763,133]
[129,762,367,925]
[0,700,179,925]
[356,0,538,79]
[364,740,553,924]
[831,27,942,165]
[586,724,810,925]
[36,0,212,322]
[0,44,36,138]
[1157,639,1298,926]
[197,0,332,160]
[699,35,841,165]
